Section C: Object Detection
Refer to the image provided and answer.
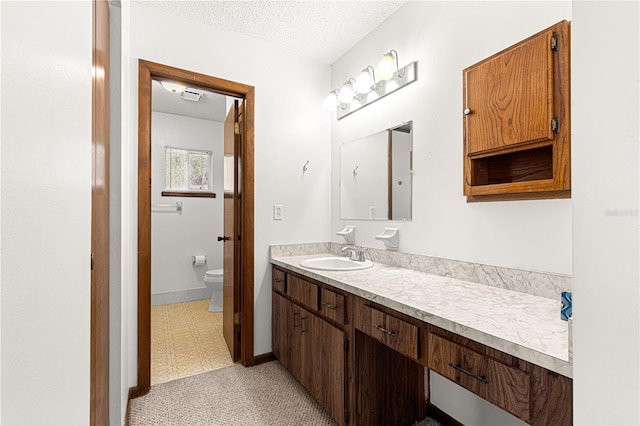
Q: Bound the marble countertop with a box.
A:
[271,254,572,378]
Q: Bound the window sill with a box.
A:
[161,191,217,198]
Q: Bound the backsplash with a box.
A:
[270,243,571,300]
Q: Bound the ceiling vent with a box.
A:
[181,88,204,102]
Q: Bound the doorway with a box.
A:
[137,60,255,396]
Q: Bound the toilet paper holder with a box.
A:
[192,255,207,266]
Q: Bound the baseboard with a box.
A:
[426,402,463,426]
[124,386,139,426]
[253,352,276,366]
[151,288,210,306]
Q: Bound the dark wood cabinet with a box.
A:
[272,270,346,425]
[427,325,572,426]
[463,20,570,201]
[428,332,531,422]
[355,301,419,360]
[272,265,572,426]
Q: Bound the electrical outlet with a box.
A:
[369,206,376,219]
[273,204,283,220]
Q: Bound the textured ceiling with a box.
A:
[136,0,407,65]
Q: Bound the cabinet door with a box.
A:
[465,29,555,156]
[272,292,291,370]
[314,315,345,425]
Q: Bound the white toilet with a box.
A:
[204,269,224,312]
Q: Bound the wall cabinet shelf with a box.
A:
[463,20,570,202]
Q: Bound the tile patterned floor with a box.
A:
[151,299,234,385]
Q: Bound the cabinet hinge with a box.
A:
[234,312,241,325]
[234,121,241,135]
[344,339,349,352]
[344,409,350,423]
[91,253,95,271]
[551,116,560,134]
[550,34,559,51]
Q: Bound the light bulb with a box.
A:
[338,81,355,104]
[354,68,374,94]
[322,91,339,111]
[161,80,186,93]
[376,51,397,81]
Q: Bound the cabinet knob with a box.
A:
[464,108,472,116]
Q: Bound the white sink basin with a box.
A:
[299,256,373,271]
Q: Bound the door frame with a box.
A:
[91,0,110,423]
[136,59,255,396]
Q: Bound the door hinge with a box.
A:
[234,312,241,325]
[91,253,95,271]
[550,34,559,51]
[344,409,350,423]
[551,116,560,134]
[344,339,349,352]
[234,121,241,135]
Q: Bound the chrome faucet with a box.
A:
[341,246,366,262]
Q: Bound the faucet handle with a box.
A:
[356,247,367,261]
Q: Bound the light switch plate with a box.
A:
[273,204,283,220]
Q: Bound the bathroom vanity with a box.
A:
[270,249,572,426]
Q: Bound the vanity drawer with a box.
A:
[427,333,531,422]
[320,288,345,324]
[287,275,318,311]
[356,304,418,359]
[272,268,286,294]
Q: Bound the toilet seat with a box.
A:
[205,268,223,278]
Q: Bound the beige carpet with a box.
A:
[129,361,442,426]
[152,299,234,385]
[129,361,336,425]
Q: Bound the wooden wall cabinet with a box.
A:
[463,20,570,201]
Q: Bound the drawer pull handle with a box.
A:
[322,302,337,310]
[373,324,396,337]
[448,363,488,383]
[300,316,307,334]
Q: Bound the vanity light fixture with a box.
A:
[338,79,356,105]
[322,89,340,112]
[376,50,404,81]
[354,66,376,94]
[323,49,417,120]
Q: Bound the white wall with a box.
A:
[331,1,572,276]
[151,112,223,304]
[125,2,331,384]
[330,2,571,424]
[572,1,639,424]
[0,1,92,424]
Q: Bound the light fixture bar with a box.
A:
[336,61,417,120]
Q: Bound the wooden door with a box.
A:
[223,100,241,361]
[91,0,110,423]
[465,29,555,156]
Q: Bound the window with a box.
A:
[163,147,215,197]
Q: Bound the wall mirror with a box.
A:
[340,121,413,220]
